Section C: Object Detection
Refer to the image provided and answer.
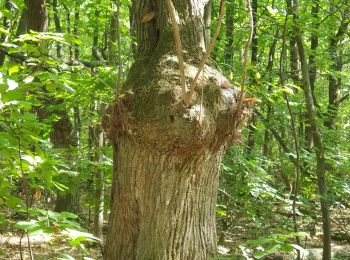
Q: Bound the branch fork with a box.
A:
[165,0,226,107]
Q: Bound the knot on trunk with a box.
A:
[105,54,251,157]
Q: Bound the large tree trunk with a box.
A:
[104,1,249,259]
[107,141,222,259]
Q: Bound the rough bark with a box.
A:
[52,107,80,215]
[105,54,247,259]
[104,0,249,258]
[15,10,27,37]
[25,0,48,33]
[55,186,80,214]
[107,140,224,259]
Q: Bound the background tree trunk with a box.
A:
[292,0,331,258]
[93,124,105,240]
[308,1,319,107]
[224,1,234,63]
[0,0,12,66]
[25,0,48,33]
[52,0,62,58]
[24,0,80,215]
[325,10,349,128]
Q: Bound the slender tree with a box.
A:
[245,0,257,157]
[52,0,62,58]
[292,0,332,258]
[0,0,12,66]
[308,1,319,107]
[224,1,234,63]
[325,8,350,128]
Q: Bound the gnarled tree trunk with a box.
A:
[104,1,249,259]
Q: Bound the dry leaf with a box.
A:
[220,81,233,89]
[142,11,156,23]
[242,97,261,103]
[34,189,42,201]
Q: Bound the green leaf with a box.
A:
[7,196,23,208]
[253,250,268,259]
[15,220,40,230]
[7,79,18,90]
[4,100,32,110]
[60,212,78,219]
[265,244,281,254]
[0,134,9,146]
[280,244,294,253]
[281,86,294,95]
[267,6,278,16]
[62,83,75,93]
[249,236,273,246]
[69,236,87,246]
[8,65,20,76]
[52,181,68,191]
[62,229,100,247]
[28,225,45,235]
[47,210,60,220]
[0,27,10,35]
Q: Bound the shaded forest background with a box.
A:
[0,0,349,259]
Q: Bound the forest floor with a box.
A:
[1,232,350,260]
[0,207,349,259]
[1,232,349,260]
[0,232,103,259]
